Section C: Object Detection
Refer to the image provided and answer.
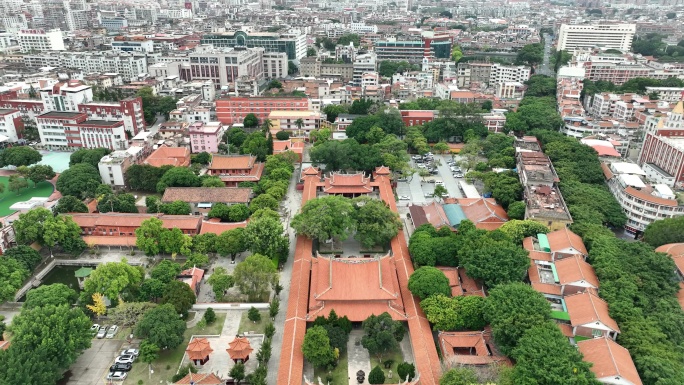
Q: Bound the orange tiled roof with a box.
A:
[438,331,510,366]
[227,337,253,360]
[457,198,508,230]
[209,155,256,170]
[625,186,677,207]
[578,337,642,385]
[145,146,191,168]
[82,235,137,246]
[179,266,204,293]
[323,172,373,194]
[546,228,588,256]
[161,187,252,204]
[199,219,247,235]
[437,267,485,297]
[408,202,450,229]
[70,213,201,231]
[174,373,222,385]
[565,291,620,333]
[554,255,599,288]
[308,256,406,321]
[185,337,213,360]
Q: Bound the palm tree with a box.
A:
[294,118,304,137]
[261,119,273,134]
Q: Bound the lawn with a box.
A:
[125,312,226,385]
[237,310,270,335]
[314,352,349,385]
[369,347,404,381]
[0,177,54,216]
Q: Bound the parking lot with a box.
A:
[66,338,124,385]
[396,154,465,205]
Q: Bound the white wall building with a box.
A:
[111,39,154,53]
[17,29,65,53]
[0,109,23,142]
[24,52,148,81]
[40,82,93,112]
[557,24,636,52]
[98,147,145,187]
[262,52,288,79]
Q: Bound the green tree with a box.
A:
[459,231,530,287]
[138,278,165,302]
[0,146,42,167]
[54,195,88,214]
[0,303,91,384]
[248,306,261,323]
[192,233,218,254]
[161,280,196,317]
[353,196,402,248]
[397,362,415,382]
[204,307,216,324]
[8,174,28,194]
[191,151,212,165]
[208,202,231,221]
[25,164,55,187]
[160,200,191,215]
[134,303,187,349]
[483,282,551,354]
[244,215,288,262]
[507,201,526,220]
[275,130,290,140]
[511,321,600,385]
[12,206,51,245]
[97,193,138,213]
[368,365,386,384]
[269,297,280,319]
[450,45,463,62]
[216,228,247,260]
[107,301,157,327]
[4,245,42,271]
[243,113,259,128]
[230,362,246,384]
[525,75,557,97]
[307,47,317,57]
[69,148,111,168]
[323,104,347,123]
[361,312,405,360]
[292,195,356,244]
[433,184,448,201]
[135,217,165,256]
[420,294,486,331]
[150,260,182,283]
[516,43,544,66]
[56,163,102,198]
[207,267,233,299]
[643,216,684,248]
[229,204,251,222]
[302,325,335,367]
[182,253,209,269]
[233,254,278,301]
[201,176,225,187]
[160,227,192,256]
[0,258,29,302]
[138,339,160,375]
[83,259,143,300]
[42,215,85,254]
[23,283,77,309]
[125,164,170,192]
[225,127,248,147]
[498,220,549,244]
[408,266,451,300]
[249,193,279,213]
[439,368,479,385]
[156,166,200,193]
[240,132,270,161]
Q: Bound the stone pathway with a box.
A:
[347,330,371,385]
[266,167,303,385]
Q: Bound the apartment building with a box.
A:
[40,81,93,113]
[639,101,684,188]
[268,110,322,137]
[0,109,24,142]
[644,87,684,103]
[353,53,377,86]
[215,96,309,125]
[187,46,264,89]
[199,30,306,60]
[188,121,224,154]
[375,32,452,63]
[111,38,154,53]
[17,29,65,52]
[604,161,684,234]
[24,52,148,81]
[457,62,530,88]
[100,17,128,31]
[557,24,636,51]
[98,147,147,187]
[262,52,288,79]
[583,62,677,86]
[78,97,146,137]
[36,111,128,150]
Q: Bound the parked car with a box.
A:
[397,178,408,182]
[424,193,433,198]
[435,181,444,185]
[399,195,410,200]
[115,355,135,364]
[426,179,436,183]
[412,155,422,160]
[120,349,139,357]
[90,324,100,334]
[106,371,128,381]
[106,325,119,339]
[417,164,426,169]
[96,326,108,339]
[454,173,464,178]
[110,363,132,372]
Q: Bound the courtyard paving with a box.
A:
[347,330,371,385]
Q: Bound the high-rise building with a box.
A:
[17,28,65,52]
[556,24,636,51]
[199,30,306,60]
[187,46,264,89]
[374,32,452,63]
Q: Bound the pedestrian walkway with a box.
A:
[347,330,371,385]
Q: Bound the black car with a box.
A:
[110,363,132,372]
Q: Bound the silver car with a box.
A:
[115,355,135,365]
[106,371,128,381]
[96,326,108,339]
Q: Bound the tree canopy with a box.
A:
[292,195,356,242]
[69,148,111,168]
[56,163,102,198]
[134,303,187,349]
[643,216,684,248]
[301,325,335,367]
[233,254,278,302]
[0,146,42,167]
[408,266,451,300]
[244,213,289,263]
[82,259,143,300]
[361,312,405,360]
[420,294,486,331]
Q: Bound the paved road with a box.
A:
[434,154,464,199]
[266,165,303,385]
[538,33,555,76]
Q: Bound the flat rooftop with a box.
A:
[80,120,122,127]
[0,109,17,115]
[38,111,84,119]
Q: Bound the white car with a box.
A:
[106,325,119,339]
[435,181,444,185]
[90,324,100,334]
[107,371,128,381]
[399,195,410,200]
[120,349,139,357]
[115,355,135,364]
[96,326,108,339]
